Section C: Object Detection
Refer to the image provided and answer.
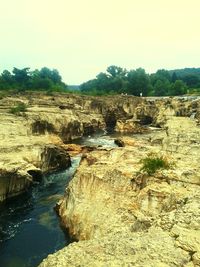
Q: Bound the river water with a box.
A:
[0,156,81,267]
[0,134,117,267]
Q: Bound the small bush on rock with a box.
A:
[140,153,170,175]
[10,103,27,115]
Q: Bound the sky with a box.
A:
[0,0,200,84]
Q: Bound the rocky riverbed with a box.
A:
[0,92,200,267]
[39,116,200,267]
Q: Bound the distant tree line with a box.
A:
[1,65,200,96]
[0,67,67,92]
[81,66,200,96]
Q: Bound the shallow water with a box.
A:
[73,130,118,148]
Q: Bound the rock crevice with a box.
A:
[39,115,200,267]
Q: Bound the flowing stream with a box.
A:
[0,134,117,267]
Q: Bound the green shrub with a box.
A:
[140,153,169,175]
[10,103,27,115]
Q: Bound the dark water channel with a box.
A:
[0,134,117,267]
[0,156,81,267]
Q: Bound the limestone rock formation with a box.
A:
[0,94,199,207]
[114,136,143,147]
[39,115,200,267]
[115,118,149,133]
[1,92,200,267]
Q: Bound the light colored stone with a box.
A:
[1,93,200,265]
[39,114,200,267]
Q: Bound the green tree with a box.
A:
[12,67,30,83]
[127,68,150,96]
[154,79,171,96]
[81,79,98,92]
[106,65,126,78]
[0,70,14,89]
[51,69,62,84]
[39,67,62,83]
[29,67,65,91]
[169,80,187,95]
[171,72,178,83]
[183,75,199,88]
[150,69,171,86]
[0,67,67,92]
[1,70,13,84]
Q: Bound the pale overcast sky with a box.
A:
[0,0,200,84]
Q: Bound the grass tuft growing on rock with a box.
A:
[9,103,27,115]
[140,153,170,175]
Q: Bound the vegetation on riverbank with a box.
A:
[81,66,200,96]
[0,67,67,92]
[0,66,200,96]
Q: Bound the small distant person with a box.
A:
[140,92,143,97]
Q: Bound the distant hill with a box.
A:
[68,85,80,90]
[169,68,200,78]
[168,68,200,88]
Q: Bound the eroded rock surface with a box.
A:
[1,93,200,266]
[2,93,197,201]
[39,116,200,267]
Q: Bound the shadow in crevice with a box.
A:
[27,170,43,182]
[105,112,117,133]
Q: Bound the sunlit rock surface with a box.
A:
[39,115,200,267]
[1,92,200,266]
